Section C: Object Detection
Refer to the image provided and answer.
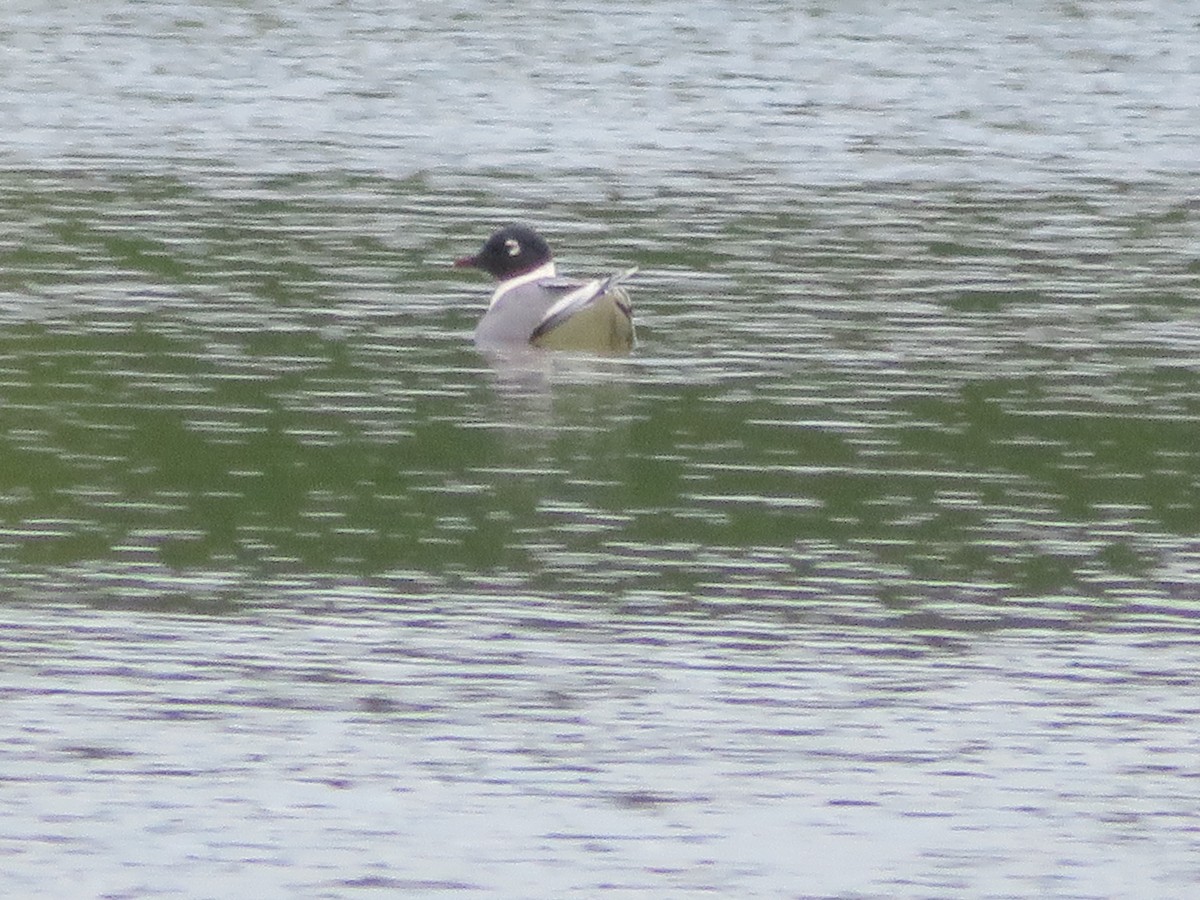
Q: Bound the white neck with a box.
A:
[489,260,556,308]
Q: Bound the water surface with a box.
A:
[2,1,1199,896]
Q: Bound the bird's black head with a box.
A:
[454,224,553,280]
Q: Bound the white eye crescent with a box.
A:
[504,238,521,256]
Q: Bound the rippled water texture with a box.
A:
[3,1,1199,896]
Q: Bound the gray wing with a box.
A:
[529,268,637,343]
[473,278,583,347]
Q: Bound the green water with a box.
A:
[2,169,1196,616]
[3,3,1200,895]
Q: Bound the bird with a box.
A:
[454,224,636,353]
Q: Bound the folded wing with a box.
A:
[529,268,638,349]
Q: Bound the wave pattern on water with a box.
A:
[2,594,1199,896]
[2,168,1198,625]
[4,3,1200,897]
[5,1,1200,187]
